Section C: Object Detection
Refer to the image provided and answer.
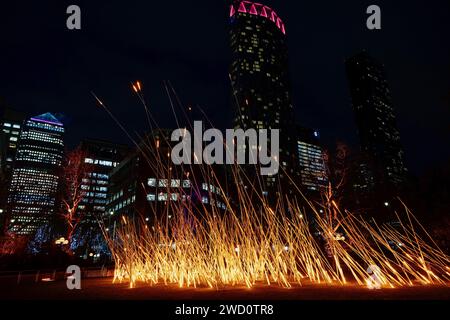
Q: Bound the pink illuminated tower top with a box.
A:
[230,0,286,35]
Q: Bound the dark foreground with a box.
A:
[1,276,450,300]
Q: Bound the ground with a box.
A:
[1,276,450,300]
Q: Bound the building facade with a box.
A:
[297,127,328,194]
[6,113,64,235]
[229,0,298,201]
[106,130,230,232]
[0,107,26,232]
[0,107,26,178]
[77,139,130,226]
[346,51,408,214]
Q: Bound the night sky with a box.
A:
[1,0,449,175]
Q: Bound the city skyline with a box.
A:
[0,0,449,307]
[0,1,449,176]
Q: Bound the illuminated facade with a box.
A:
[106,130,229,229]
[77,139,129,226]
[229,0,298,200]
[346,52,407,197]
[297,127,328,193]
[0,107,26,177]
[7,113,64,235]
[0,107,26,232]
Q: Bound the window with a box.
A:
[99,160,113,167]
[171,179,180,188]
[182,180,191,188]
[147,178,156,187]
[158,193,168,201]
[170,193,178,201]
[147,194,156,201]
[158,179,168,187]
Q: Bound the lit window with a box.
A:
[158,179,168,187]
[158,193,168,201]
[147,178,156,187]
[171,179,180,188]
[182,180,191,188]
[99,160,113,167]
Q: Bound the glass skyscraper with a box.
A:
[77,139,129,223]
[0,107,26,232]
[297,127,328,193]
[229,1,298,199]
[346,51,407,199]
[7,113,64,235]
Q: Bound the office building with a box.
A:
[346,51,407,198]
[106,130,230,230]
[229,1,298,201]
[6,113,64,235]
[77,139,130,225]
[297,127,328,193]
[0,106,26,232]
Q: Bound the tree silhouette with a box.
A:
[59,146,92,248]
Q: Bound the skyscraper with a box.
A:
[229,0,298,199]
[6,113,64,235]
[0,106,26,232]
[297,126,328,194]
[0,107,26,178]
[77,139,130,228]
[346,51,407,201]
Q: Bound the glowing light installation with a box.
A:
[94,81,450,291]
[107,184,450,289]
[230,1,286,35]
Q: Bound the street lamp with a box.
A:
[55,237,69,245]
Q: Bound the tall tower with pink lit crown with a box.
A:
[229,1,298,200]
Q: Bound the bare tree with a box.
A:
[60,147,92,246]
[323,142,351,218]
